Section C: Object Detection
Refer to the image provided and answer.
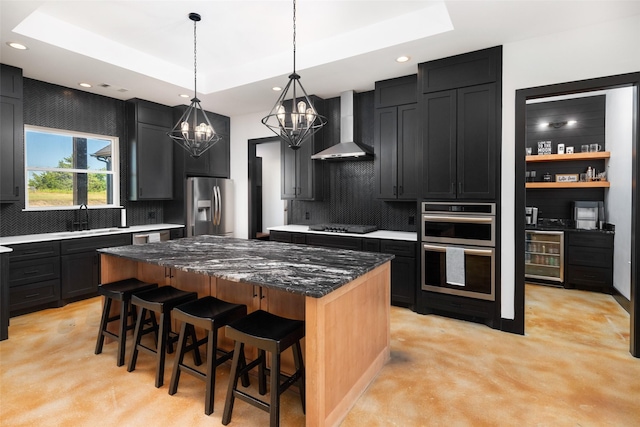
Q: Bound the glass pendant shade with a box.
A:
[168,12,220,158]
[261,0,326,150]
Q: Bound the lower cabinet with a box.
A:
[61,234,132,300]
[269,231,417,308]
[565,231,613,294]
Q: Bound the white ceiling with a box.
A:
[2,1,640,117]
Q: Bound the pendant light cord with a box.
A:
[292,0,296,74]
[193,17,198,98]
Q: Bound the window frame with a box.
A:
[23,125,121,211]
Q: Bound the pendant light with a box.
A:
[261,0,327,150]
[168,12,220,158]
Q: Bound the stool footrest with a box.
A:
[233,389,271,413]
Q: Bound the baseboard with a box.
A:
[612,288,631,314]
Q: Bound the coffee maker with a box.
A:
[573,201,604,230]
[525,206,538,226]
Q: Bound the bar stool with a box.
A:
[127,286,199,387]
[222,310,305,427]
[168,296,248,415]
[94,278,158,366]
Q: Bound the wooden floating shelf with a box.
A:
[526,181,610,189]
[526,151,610,162]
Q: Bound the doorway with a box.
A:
[248,136,285,240]
[514,72,640,357]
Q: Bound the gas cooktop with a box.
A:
[308,224,378,234]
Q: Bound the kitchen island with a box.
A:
[98,235,393,427]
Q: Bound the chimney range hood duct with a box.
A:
[311,91,373,160]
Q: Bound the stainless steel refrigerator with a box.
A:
[186,177,234,237]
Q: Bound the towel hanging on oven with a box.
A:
[446,247,466,287]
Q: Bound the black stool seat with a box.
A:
[222,310,305,427]
[168,296,248,415]
[128,286,199,388]
[94,278,158,366]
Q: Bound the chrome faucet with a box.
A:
[79,203,90,230]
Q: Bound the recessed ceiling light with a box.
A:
[179,94,190,98]
[79,83,92,88]
[396,55,410,63]
[272,86,282,92]
[7,42,28,50]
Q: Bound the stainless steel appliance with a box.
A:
[308,224,377,234]
[421,202,496,301]
[525,206,538,226]
[573,201,604,230]
[525,230,564,283]
[186,177,234,237]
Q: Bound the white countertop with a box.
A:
[0,223,184,246]
[0,246,13,254]
[267,224,417,242]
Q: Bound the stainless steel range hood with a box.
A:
[311,91,373,160]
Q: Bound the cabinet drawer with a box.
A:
[306,234,362,251]
[566,246,612,268]
[270,231,292,243]
[566,265,612,289]
[381,240,416,258]
[61,234,131,254]
[420,291,493,318]
[8,241,60,262]
[567,232,613,248]
[362,239,381,253]
[10,279,60,312]
[9,257,60,287]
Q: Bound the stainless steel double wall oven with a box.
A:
[421,202,496,301]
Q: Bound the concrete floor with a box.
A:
[1,284,638,426]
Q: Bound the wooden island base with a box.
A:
[100,254,391,427]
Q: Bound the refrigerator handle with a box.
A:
[215,186,222,226]
[211,185,217,227]
[190,179,196,236]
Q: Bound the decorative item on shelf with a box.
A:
[526,170,537,182]
[261,0,327,150]
[556,173,579,183]
[581,144,589,153]
[168,13,221,158]
[526,147,532,156]
[566,146,574,154]
[590,143,603,152]
[543,172,552,182]
[557,143,565,155]
[537,140,552,155]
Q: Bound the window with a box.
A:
[24,126,120,210]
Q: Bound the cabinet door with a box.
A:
[374,107,398,199]
[397,104,418,200]
[295,137,316,200]
[421,90,457,199]
[134,122,173,200]
[0,96,23,202]
[456,83,496,200]
[281,140,298,199]
[61,251,99,299]
[391,256,416,306]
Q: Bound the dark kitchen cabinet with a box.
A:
[420,83,497,200]
[374,75,418,200]
[7,241,61,315]
[60,234,131,300]
[0,64,24,203]
[126,99,174,200]
[419,46,501,201]
[565,231,613,294]
[1,253,8,340]
[173,105,230,178]
[281,96,324,201]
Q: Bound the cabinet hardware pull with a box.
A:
[15,186,19,196]
[459,182,463,194]
[25,293,40,298]
[451,182,455,193]
[393,186,397,196]
[23,250,39,255]
[23,269,40,275]
[399,186,403,195]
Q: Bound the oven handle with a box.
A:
[423,215,493,224]
[423,244,493,257]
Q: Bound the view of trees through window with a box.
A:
[25,126,119,209]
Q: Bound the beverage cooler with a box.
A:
[525,230,564,283]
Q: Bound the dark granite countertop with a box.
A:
[98,235,394,298]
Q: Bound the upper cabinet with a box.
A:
[126,99,174,200]
[281,96,325,200]
[419,46,502,201]
[374,75,418,200]
[0,64,24,203]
